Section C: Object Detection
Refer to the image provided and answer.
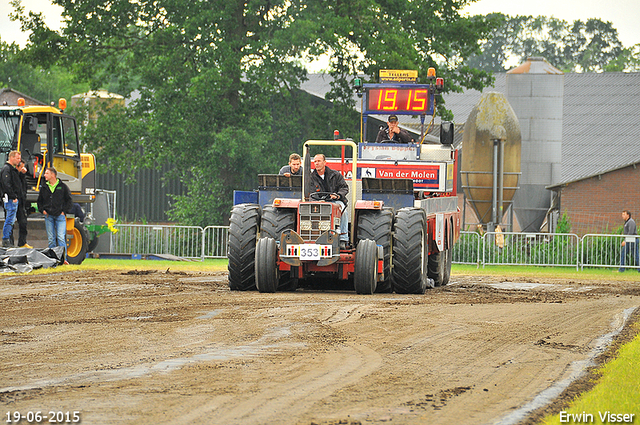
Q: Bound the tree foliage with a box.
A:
[468,14,637,72]
[0,37,89,104]
[11,0,499,225]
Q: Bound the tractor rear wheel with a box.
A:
[261,206,298,291]
[357,208,393,293]
[228,204,261,291]
[428,225,452,286]
[392,208,432,294]
[255,237,278,293]
[66,218,88,265]
[354,239,377,295]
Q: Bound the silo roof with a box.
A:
[507,57,563,75]
[71,90,124,100]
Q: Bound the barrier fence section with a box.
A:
[109,224,634,270]
[112,224,204,260]
[452,231,482,265]
[581,234,640,271]
[452,231,581,269]
[203,226,230,259]
[482,232,580,269]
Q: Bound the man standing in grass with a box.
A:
[619,210,639,272]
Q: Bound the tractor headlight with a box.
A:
[300,220,312,231]
[318,220,331,231]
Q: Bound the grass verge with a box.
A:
[21,258,229,275]
[453,264,640,282]
[538,316,640,424]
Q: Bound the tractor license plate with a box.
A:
[286,244,332,260]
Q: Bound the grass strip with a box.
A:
[540,319,640,424]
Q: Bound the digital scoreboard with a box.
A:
[363,84,435,115]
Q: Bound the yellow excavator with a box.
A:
[0,97,97,264]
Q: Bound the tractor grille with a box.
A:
[299,203,333,242]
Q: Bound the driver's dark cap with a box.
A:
[388,115,398,122]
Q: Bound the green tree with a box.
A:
[0,37,88,104]
[469,14,629,73]
[12,0,499,225]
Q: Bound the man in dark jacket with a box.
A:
[37,167,73,252]
[309,154,350,248]
[1,150,22,247]
[375,115,414,143]
[15,160,31,248]
[619,210,639,272]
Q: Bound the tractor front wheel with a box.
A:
[428,225,452,286]
[255,237,278,293]
[354,239,377,295]
[357,209,393,293]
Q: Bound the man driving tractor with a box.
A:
[309,153,349,249]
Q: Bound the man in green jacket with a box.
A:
[37,167,73,254]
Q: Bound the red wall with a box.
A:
[559,165,640,236]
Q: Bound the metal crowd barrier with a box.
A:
[112,224,204,260]
[581,234,639,271]
[108,224,638,270]
[202,226,230,259]
[452,231,482,265]
[481,231,580,270]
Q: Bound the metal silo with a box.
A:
[506,57,563,232]
[461,92,521,229]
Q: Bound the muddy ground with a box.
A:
[1,269,639,425]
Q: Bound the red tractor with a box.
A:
[228,71,460,294]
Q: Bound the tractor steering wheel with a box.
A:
[310,192,334,202]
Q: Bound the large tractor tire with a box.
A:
[66,218,89,265]
[357,209,393,293]
[354,239,377,295]
[428,224,452,287]
[392,208,433,294]
[228,203,261,291]
[260,206,298,291]
[255,237,278,293]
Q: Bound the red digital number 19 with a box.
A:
[377,89,398,110]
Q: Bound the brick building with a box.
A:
[0,88,46,106]
[548,162,640,236]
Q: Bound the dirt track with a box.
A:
[1,269,639,425]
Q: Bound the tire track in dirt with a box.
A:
[175,342,382,425]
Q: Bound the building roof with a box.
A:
[0,88,46,106]
[560,72,640,184]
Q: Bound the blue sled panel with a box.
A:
[361,177,414,211]
[361,192,414,211]
[259,188,302,208]
[234,190,259,205]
